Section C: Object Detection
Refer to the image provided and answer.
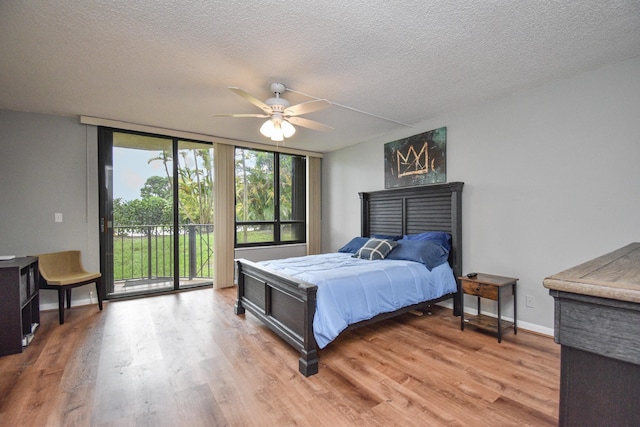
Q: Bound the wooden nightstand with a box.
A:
[459,273,518,343]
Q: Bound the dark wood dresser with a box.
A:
[544,243,640,426]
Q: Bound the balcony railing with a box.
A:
[113,224,214,283]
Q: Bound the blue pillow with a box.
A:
[403,231,452,251]
[338,236,369,254]
[386,239,449,270]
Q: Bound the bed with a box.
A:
[235,182,464,376]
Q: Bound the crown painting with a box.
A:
[384,127,447,188]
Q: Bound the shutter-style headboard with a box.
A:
[360,182,464,287]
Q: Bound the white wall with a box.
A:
[0,111,100,308]
[323,57,640,334]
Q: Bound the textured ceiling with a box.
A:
[1,1,639,152]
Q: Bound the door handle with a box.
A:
[100,218,109,233]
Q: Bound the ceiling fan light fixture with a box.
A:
[281,120,296,138]
[271,120,285,141]
[271,129,284,142]
[260,119,275,138]
[260,118,285,141]
[260,115,295,141]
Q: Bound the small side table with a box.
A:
[459,273,518,343]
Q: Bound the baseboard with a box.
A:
[40,298,98,312]
[438,301,555,338]
[40,297,555,337]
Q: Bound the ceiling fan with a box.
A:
[214,82,333,142]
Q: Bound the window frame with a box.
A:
[234,147,307,247]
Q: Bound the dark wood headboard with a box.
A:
[359,182,464,294]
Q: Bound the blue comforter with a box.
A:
[258,253,457,348]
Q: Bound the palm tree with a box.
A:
[147,148,215,225]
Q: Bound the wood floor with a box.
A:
[0,287,560,426]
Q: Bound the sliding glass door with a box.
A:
[176,140,215,289]
[98,129,214,298]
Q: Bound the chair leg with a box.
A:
[57,289,65,324]
[66,288,72,308]
[95,280,103,310]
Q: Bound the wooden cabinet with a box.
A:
[459,273,518,343]
[544,243,640,426]
[0,257,40,356]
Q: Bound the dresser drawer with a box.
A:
[462,280,498,300]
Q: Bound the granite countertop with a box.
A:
[543,242,640,303]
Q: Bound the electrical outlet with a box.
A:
[54,213,63,223]
[525,295,535,308]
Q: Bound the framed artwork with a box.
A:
[384,127,446,188]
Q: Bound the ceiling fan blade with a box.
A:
[287,116,333,132]
[284,99,331,116]
[212,113,269,118]
[228,87,272,113]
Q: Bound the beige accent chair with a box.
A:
[37,251,103,324]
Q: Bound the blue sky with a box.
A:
[113,147,169,201]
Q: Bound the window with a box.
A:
[235,147,306,246]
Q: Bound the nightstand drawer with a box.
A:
[462,281,498,300]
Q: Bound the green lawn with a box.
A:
[113,232,214,280]
[113,227,298,281]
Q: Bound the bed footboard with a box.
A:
[235,258,319,376]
